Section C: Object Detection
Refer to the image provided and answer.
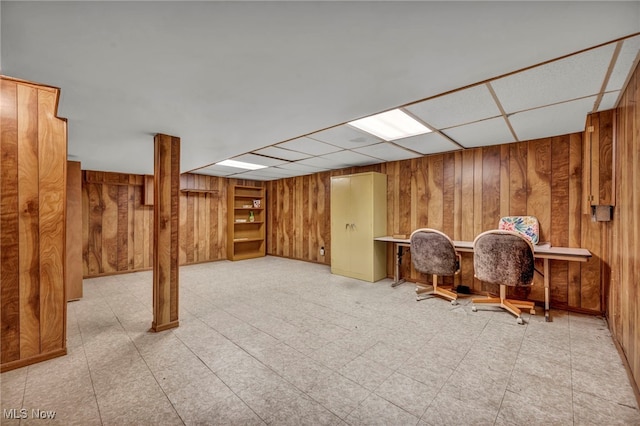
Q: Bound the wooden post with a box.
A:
[151,134,180,332]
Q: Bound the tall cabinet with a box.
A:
[227,185,266,260]
[331,172,387,282]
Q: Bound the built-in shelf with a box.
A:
[227,185,265,260]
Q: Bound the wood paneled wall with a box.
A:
[82,171,153,275]
[1,76,67,372]
[81,171,261,277]
[608,61,640,393]
[266,136,606,314]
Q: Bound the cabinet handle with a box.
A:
[345,223,350,230]
[351,223,356,230]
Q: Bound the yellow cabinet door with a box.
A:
[349,173,375,281]
[330,176,352,275]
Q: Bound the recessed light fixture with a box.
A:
[349,109,432,141]
[216,159,268,170]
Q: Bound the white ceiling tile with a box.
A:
[491,43,616,113]
[405,84,501,129]
[276,137,342,156]
[253,146,310,161]
[443,117,515,148]
[243,167,292,178]
[296,156,348,169]
[194,163,246,175]
[271,167,314,178]
[393,132,462,155]
[320,150,380,166]
[228,171,272,181]
[192,168,233,177]
[310,125,382,149]
[276,162,328,172]
[353,142,422,162]
[597,91,621,111]
[232,153,287,167]
[509,96,597,141]
[606,35,640,92]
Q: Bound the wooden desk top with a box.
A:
[375,236,592,262]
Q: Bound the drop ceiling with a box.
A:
[2,2,639,181]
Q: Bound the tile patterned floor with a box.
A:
[2,256,639,425]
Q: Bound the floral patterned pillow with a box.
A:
[498,216,540,245]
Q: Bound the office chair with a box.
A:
[410,228,460,304]
[471,230,536,324]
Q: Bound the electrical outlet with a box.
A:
[320,246,325,256]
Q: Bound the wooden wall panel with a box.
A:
[37,89,66,354]
[1,78,21,364]
[18,84,41,358]
[81,172,260,277]
[1,76,67,372]
[608,61,640,393]
[66,161,83,301]
[265,132,608,315]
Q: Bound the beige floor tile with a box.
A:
[339,355,394,391]
[346,393,419,426]
[3,256,638,425]
[305,371,371,419]
[572,389,640,425]
[374,371,437,418]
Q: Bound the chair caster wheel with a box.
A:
[517,317,524,325]
[471,306,477,312]
[450,300,458,306]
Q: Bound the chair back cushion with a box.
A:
[410,229,458,276]
[473,230,534,287]
[498,216,539,244]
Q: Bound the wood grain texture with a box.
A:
[152,134,180,331]
[18,84,41,358]
[66,161,83,300]
[607,61,640,393]
[1,76,67,372]
[1,78,21,364]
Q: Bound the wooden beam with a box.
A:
[151,134,180,332]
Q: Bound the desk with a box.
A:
[374,236,592,322]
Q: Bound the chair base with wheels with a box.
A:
[416,273,458,305]
[470,229,537,325]
[471,285,535,324]
[410,228,462,306]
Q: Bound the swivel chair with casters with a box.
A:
[471,230,536,324]
[410,228,460,305]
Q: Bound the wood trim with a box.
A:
[0,348,67,373]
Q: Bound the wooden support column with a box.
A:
[151,134,180,332]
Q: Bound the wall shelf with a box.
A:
[227,185,265,260]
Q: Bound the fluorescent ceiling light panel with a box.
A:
[216,159,267,170]
[348,109,431,141]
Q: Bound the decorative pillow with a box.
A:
[498,216,540,245]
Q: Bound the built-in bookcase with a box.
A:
[227,185,266,260]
